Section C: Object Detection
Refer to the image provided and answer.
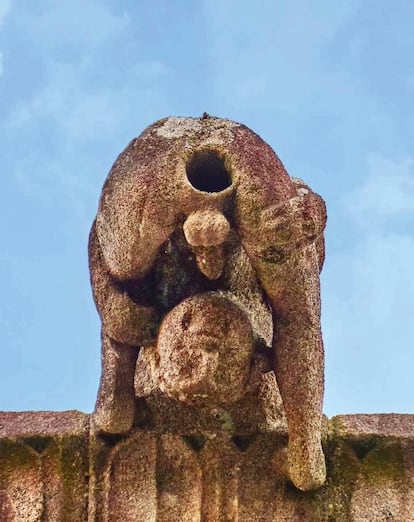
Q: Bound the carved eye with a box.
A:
[181,310,192,330]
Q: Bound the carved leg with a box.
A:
[274,318,325,490]
[272,259,326,491]
[94,332,139,434]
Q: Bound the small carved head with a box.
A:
[157,292,254,407]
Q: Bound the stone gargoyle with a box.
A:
[89,115,327,491]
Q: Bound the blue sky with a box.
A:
[0,0,413,416]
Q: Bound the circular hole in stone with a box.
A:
[186,150,232,192]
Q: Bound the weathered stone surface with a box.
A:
[137,371,287,437]
[332,413,414,439]
[0,413,414,520]
[90,115,327,491]
[327,415,414,522]
[0,411,89,521]
[3,116,413,519]
[0,410,88,437]
[157,293,254,407]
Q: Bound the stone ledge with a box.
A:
[332,413,414,439]
[1,412,414,521]
[0,410,89,438]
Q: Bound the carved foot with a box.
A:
[287,435,326,491]
[93,391,135,434]
[93,336,139,434]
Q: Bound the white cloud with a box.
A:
[350,233,414,325]
[0,0,11,77]
[1,2,173,231]
[6,57,170,141]
[2,2,171,140]
[0,0,11,28]
[2,0,131,137]
[342,153,414,324]
[17,1,129,52]
[323,228,414,414]
[324,153,414,413]
[347,155,414,225]
[202,0,364,107]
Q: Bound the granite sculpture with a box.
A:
[2,115,414,521]
[89,115,327,491]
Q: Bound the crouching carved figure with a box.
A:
[89,115,327,491]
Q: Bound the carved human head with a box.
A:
[157,292,254,407]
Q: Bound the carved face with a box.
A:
[157,293,254,407]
